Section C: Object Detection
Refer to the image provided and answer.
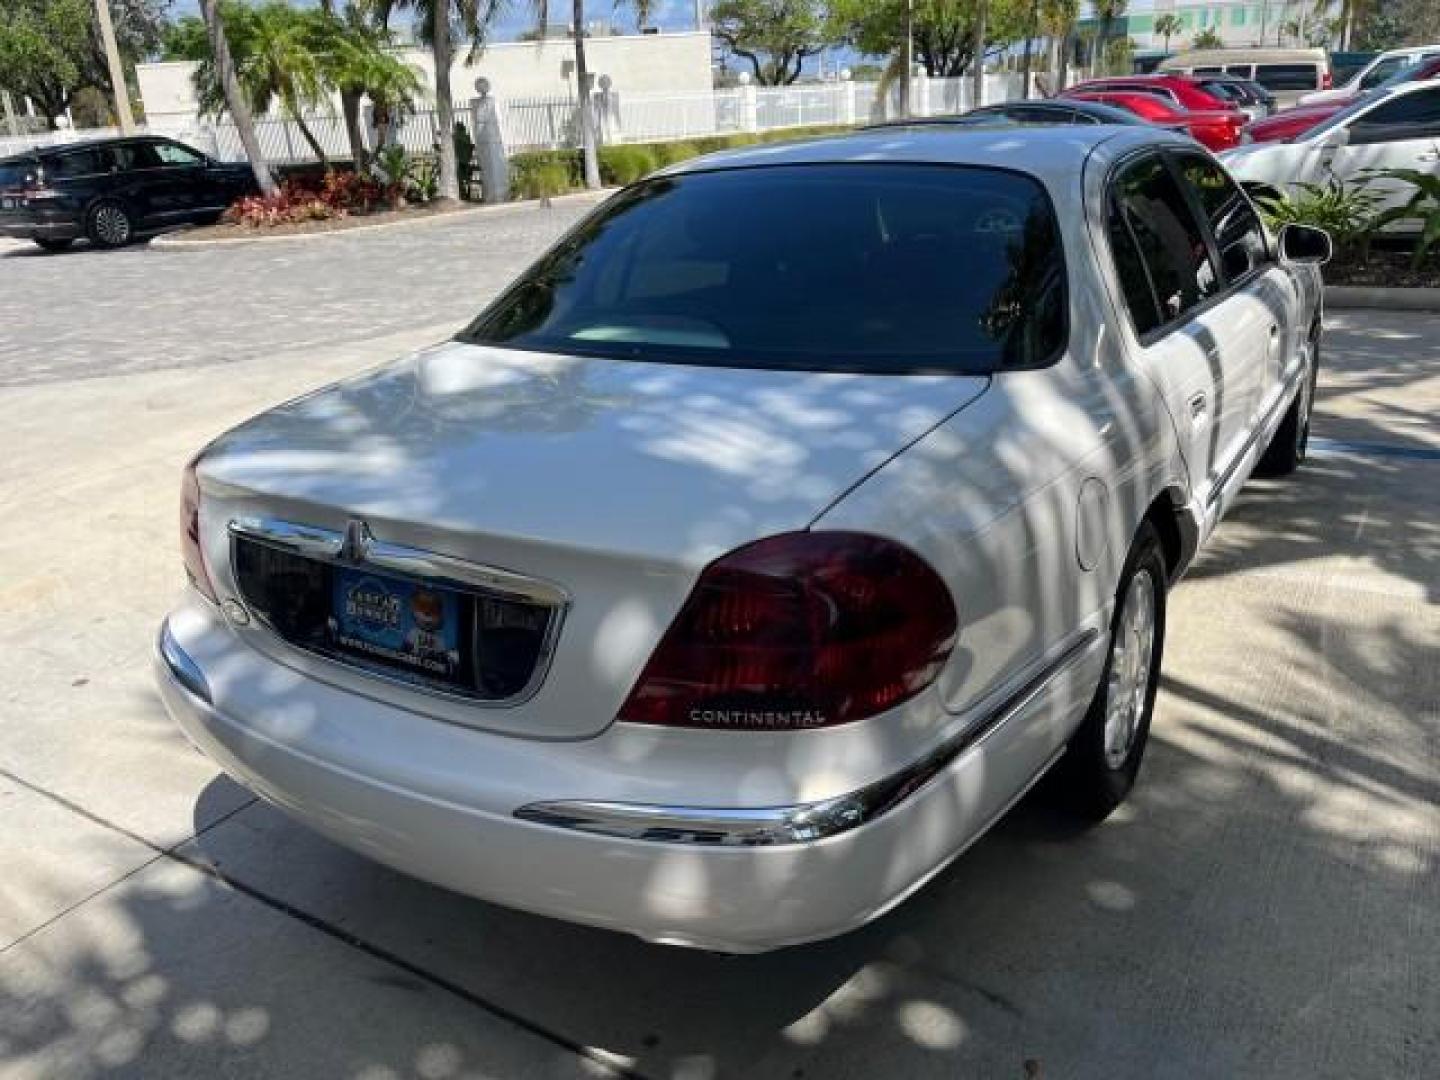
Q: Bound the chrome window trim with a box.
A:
[226,517,570,708]
[515,626,1104,847]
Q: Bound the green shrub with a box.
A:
[506,126,857,201]
[510,150,582,199]
[1370,168,1440,270]
[598,144,659,185]
[1254,179,1383,259]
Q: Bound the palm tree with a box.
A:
[329,8,429,168]
[1038,0,1079,92]
[1153,12,1182,52]
[193,3,335,167]
[527,1,653,191]
[196,0,277,195]
[1091,0,1127,76]
[322,5,425,171]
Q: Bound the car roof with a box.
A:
[3,135,166,162]
[661,124,1190,187]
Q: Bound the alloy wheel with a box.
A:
[1102,568,1157,770]
[93,204,131,246]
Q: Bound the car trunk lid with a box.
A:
[196,341,990,738]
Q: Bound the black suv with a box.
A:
[0,136,257,251]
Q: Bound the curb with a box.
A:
[151,190,610,249]
[1324,285,1440,312]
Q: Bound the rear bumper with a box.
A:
[156,601,1101,952]
[0,216,81,241]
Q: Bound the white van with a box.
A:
[1160,48,1330,107]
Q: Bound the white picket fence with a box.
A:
[3,75,1039,167]
[0,126,139,158]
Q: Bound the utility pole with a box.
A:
[95,0,136,133]
[900,0,913,117]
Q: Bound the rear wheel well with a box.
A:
[1141,492,1188,583]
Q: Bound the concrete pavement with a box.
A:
[1,212,1436,1078]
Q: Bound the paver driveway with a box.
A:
[1,206,1436,1079]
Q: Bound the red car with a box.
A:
[1064,91,1247,151]
[1244,55,1440,143]
[1062,74,1240,113]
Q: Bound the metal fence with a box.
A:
[25,75,1039,167]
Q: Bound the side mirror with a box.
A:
[1279,223,1333,266]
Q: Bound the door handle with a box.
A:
[1188,392,1208,428]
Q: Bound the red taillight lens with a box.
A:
[1321,72,1333,90]
[180,457,217,602]
[618,532,957,731]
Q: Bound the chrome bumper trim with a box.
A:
[515,627,1103,847]
[158,619,212,704]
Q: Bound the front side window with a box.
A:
[109,143,163,171]
[1108,155,1219,335]
[1175,155,1269,281]
[152,141,205,166]
[1361,56,1412,88]
[464,164,1068,374]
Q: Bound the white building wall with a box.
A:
[137,31,713,133]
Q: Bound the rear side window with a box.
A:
[1351,86,1440,141]
[1175,155,1269,281]
[1224,65,1255,78]
[464,164,1068,374]
[1107,156,1219,336]
[1253,64,1322,91]
[47,150,105,179]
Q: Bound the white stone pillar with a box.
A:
[471,78,509,204]
[738,73,759,134]
[839,70,855,126]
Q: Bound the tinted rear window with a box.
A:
[0,160,38,190]
[462,164,1067,374]
[1253,64,1322,90]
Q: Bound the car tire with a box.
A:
[1256,327,1319,477]
[86,199,134,248]
[34,237,74,252]
[1053,521,1167,822]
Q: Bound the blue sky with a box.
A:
[167,0,706,40]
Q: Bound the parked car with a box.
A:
[1189,74,1277,121]
[1161,48,1331,107]
[1225,80,1440,223]
[0,136,255,251]
[156,126,1328,954]
[1299,45,1440,106]
[1063,74,1241,113]
[1064,90,1247,150]
[1242,55,1440,144]
[883,99,1152,128]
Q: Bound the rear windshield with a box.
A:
[461,164,1067,374]
[1253,64,1322,91]
[0,159,39,191]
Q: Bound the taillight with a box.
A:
[180,457,217,602]
[618,532,957,730]
[1321,72,1333,90]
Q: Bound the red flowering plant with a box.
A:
[222,170,401,228]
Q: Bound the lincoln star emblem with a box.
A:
[340,519,374,563]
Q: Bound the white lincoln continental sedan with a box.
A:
[157,126,1328,953]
